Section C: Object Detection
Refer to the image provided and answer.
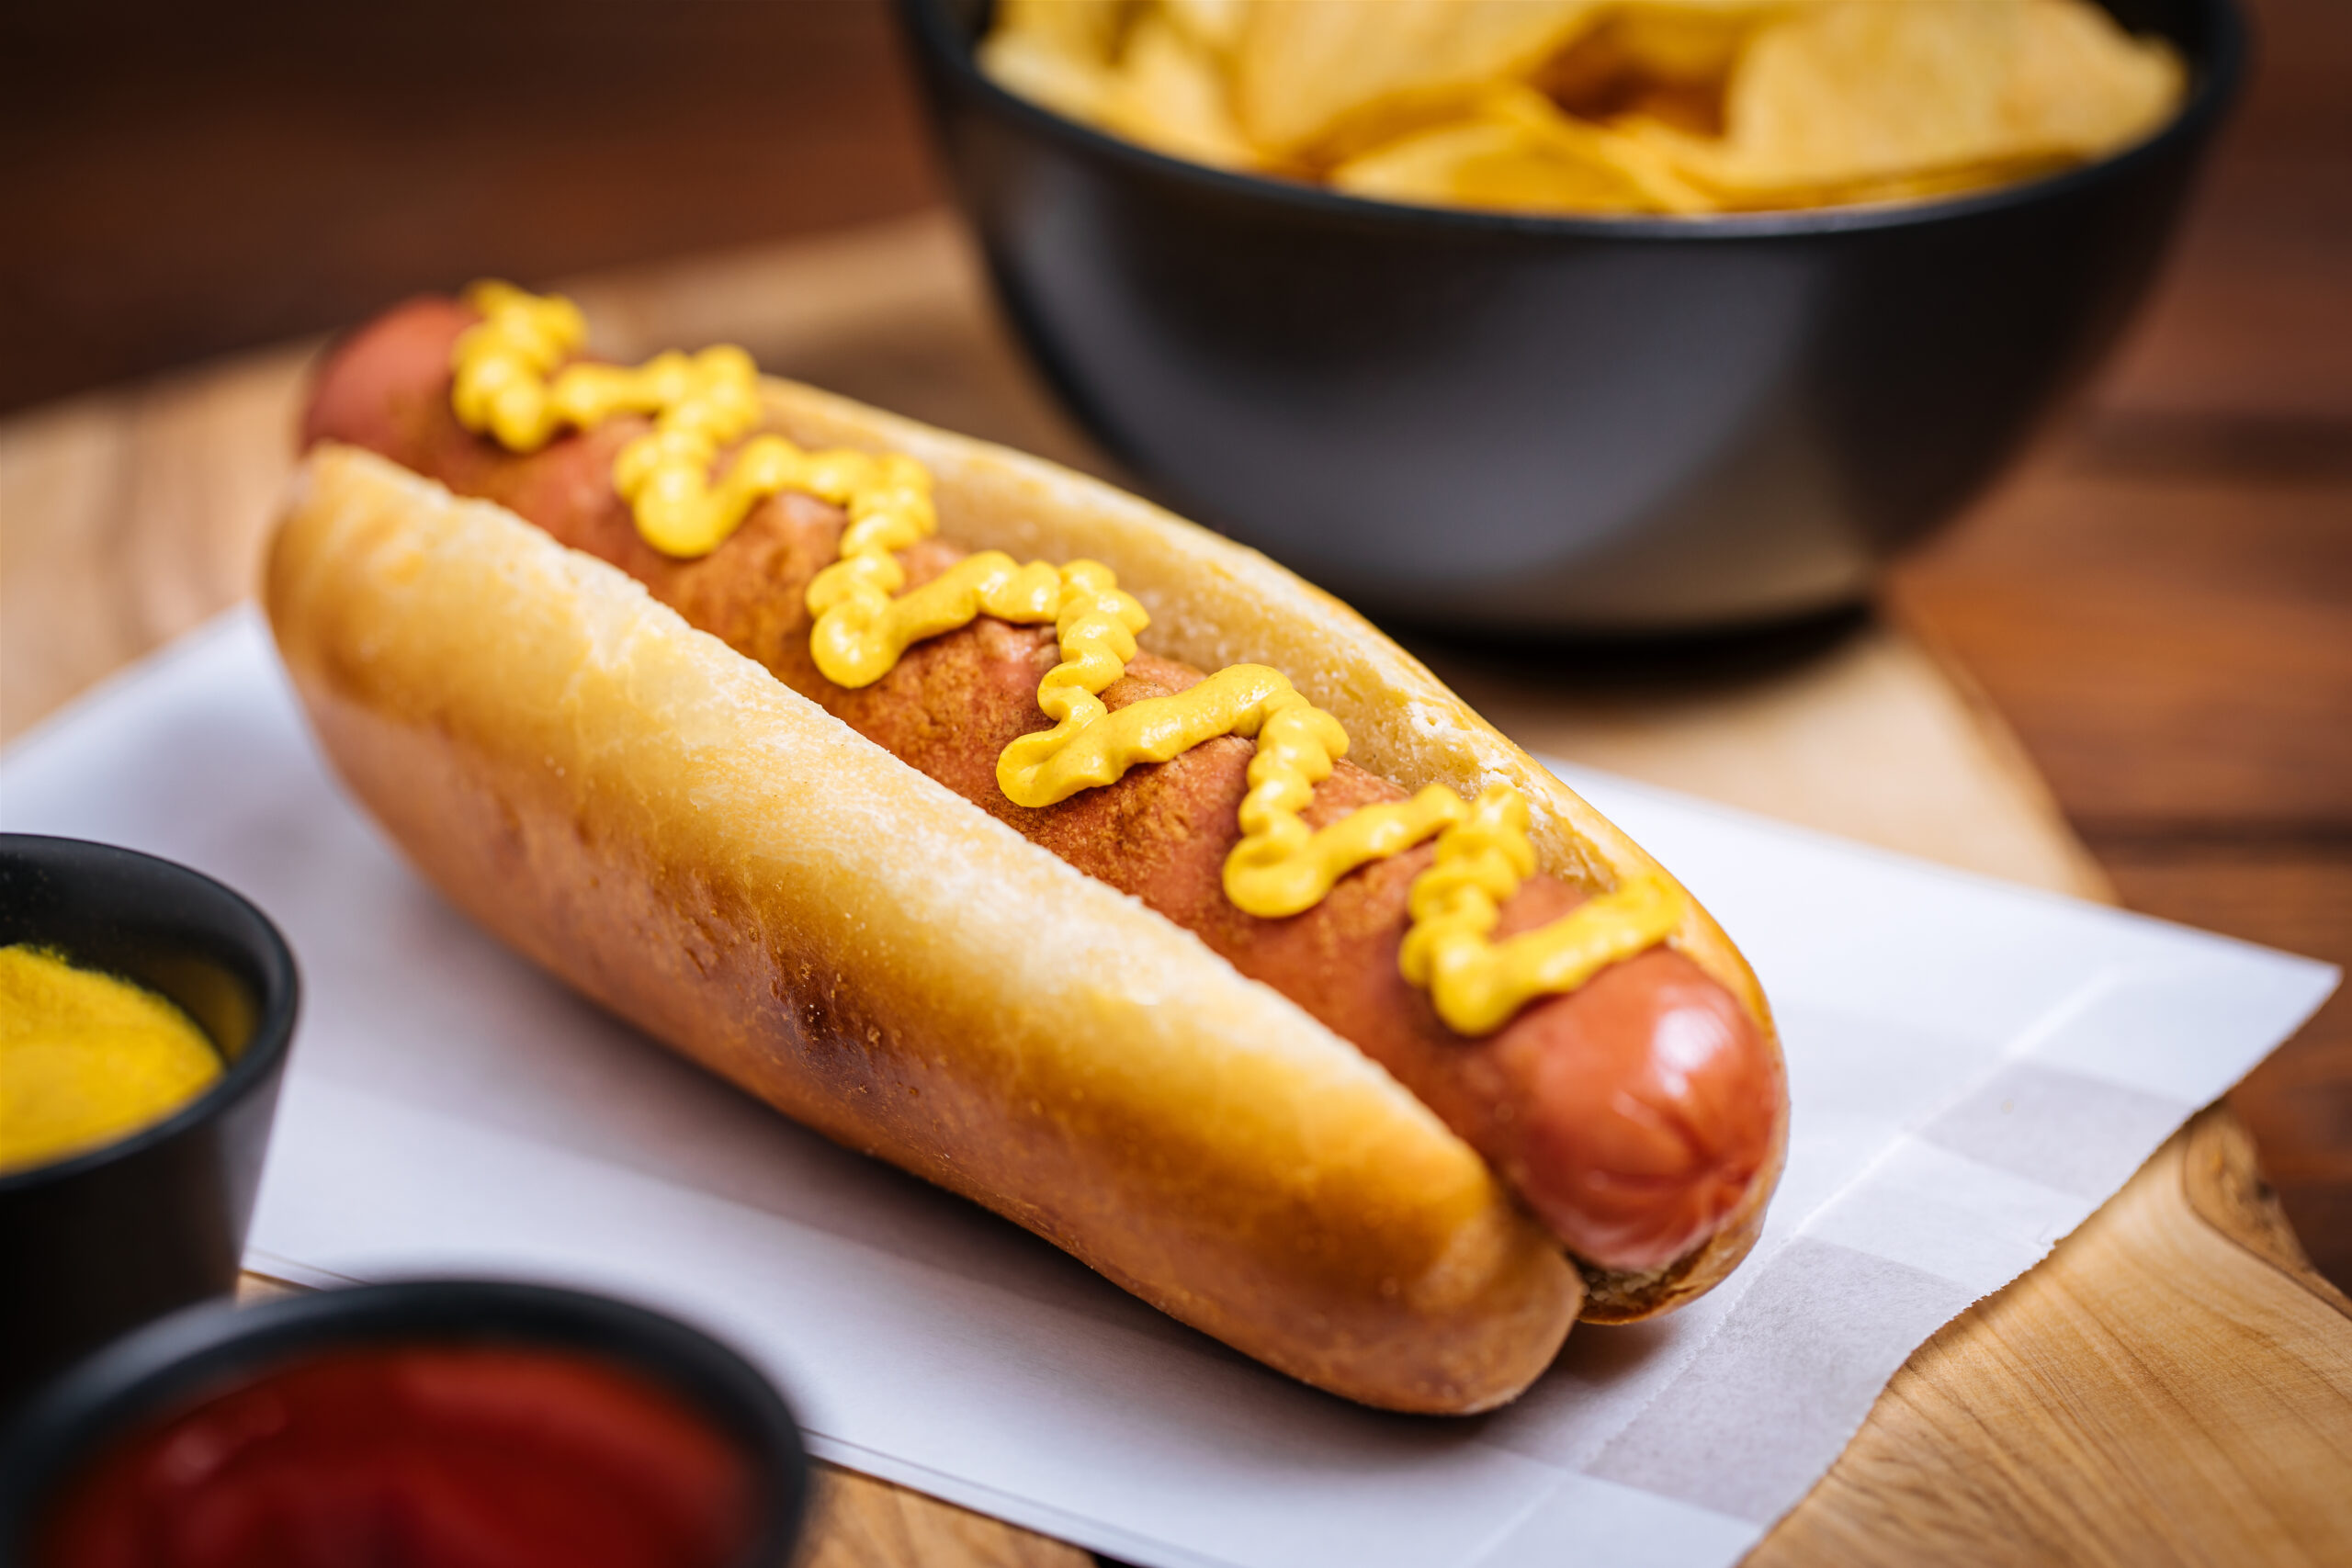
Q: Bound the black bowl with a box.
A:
[0,1280,811,1567]
[0,835,299,1409]
[899,0,2244,633]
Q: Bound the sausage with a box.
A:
[300,298,1783,1277]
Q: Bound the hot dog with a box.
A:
[267,287,1787,1411]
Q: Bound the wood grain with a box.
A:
[14,215,2349,1568]
[2181,1110,2352,1318]
[1892,463,2352,833]
[1752,1111,2352,1568]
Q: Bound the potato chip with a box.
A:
[1313,88,1528,169]
[978,0,2189,219]
[979,27,1119,124]
[2005,0,2186,157]
[993,0,1136,66]
[1235,1,1605,156]
[1334,85,1710,215]
[1652,0,2184,200]
[1601,0,1783,84]
[1536,1,1782,139]
[1100,14,1263,169]
[1720,1,2029,189]
[983,3,1261,170]
[1159,0,1250,56]
[1336,119,1638,214]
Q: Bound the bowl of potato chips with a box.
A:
[900,0,2241,631]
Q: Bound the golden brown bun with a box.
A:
[269,446,1577,1413]
[266,384,1781,1410]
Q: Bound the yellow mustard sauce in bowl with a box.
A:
[0,944,221,1175]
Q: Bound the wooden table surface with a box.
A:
[3,2,2346,1562]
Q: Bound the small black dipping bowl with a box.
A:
[0,1280,812,1567]
[899,0,2245,633]
[0,835,298,1410]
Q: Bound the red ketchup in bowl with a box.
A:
[34,1344,754,1568]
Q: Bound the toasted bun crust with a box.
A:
[266,385,1780,1410]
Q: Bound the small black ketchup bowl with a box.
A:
[0,834,300,1410]
[0,1280,812,1568]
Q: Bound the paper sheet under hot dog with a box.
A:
[3,610,2333,1568]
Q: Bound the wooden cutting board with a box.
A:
[5,213,2346,1568]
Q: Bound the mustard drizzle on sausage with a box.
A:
[450,282,1682,1036]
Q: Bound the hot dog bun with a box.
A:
[266,371,1782,1408]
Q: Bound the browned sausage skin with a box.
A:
[301,298,1785,1279]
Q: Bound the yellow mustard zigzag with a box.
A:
[1402,791,1681,1035]
[453,280,934,559]
[451,282,1682,1035]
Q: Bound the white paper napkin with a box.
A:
[2,609,2334,1568]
